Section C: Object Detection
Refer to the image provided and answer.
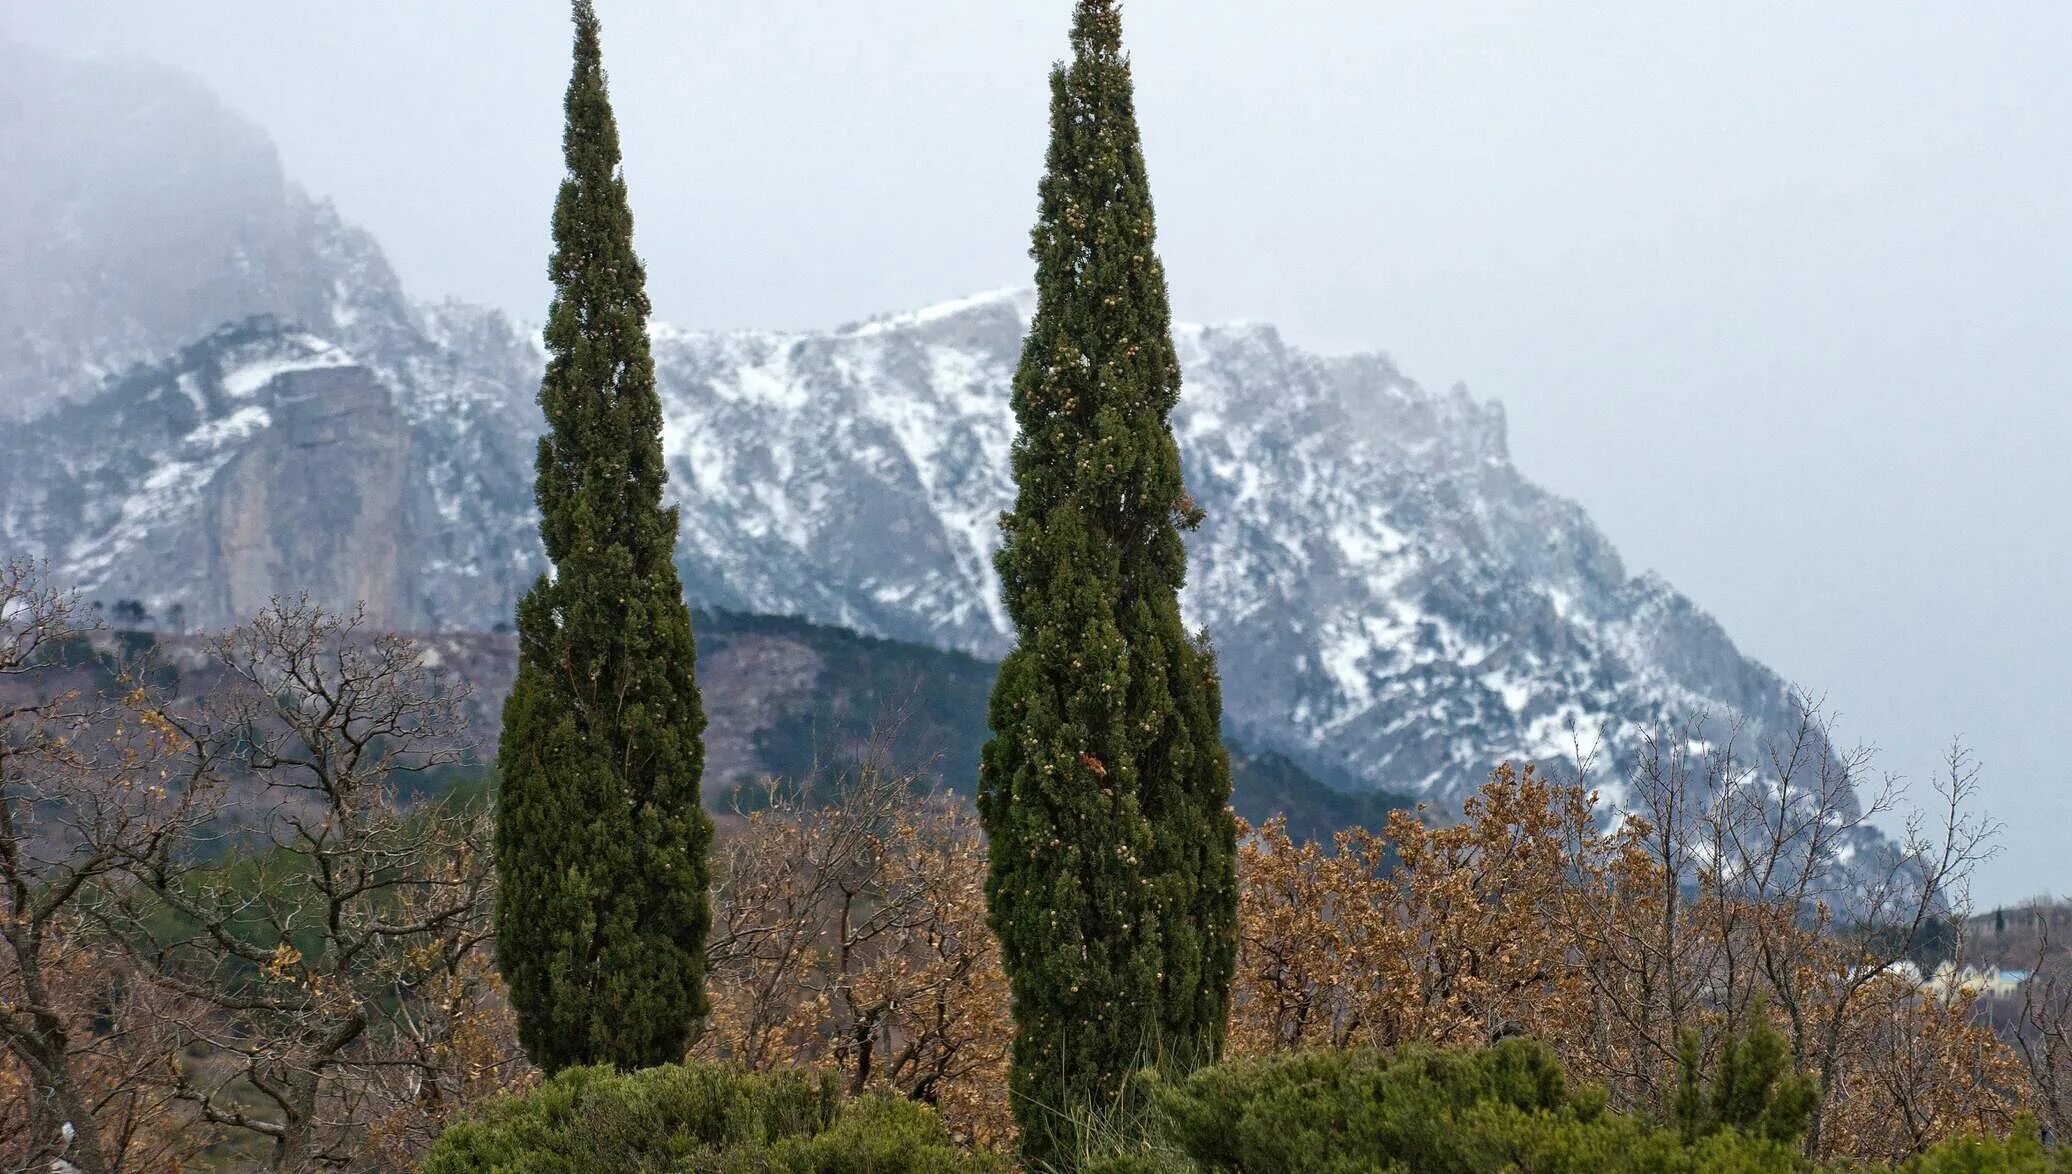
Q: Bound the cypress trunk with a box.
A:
[978,0,1238,1160]
[494,0,711,1073]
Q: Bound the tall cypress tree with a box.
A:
[978,0,1237,1159]
[494,0,711,1074]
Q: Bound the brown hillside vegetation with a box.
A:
[2,567,2063,1169]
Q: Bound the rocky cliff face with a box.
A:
[0,316,534,632]
[0,47,1850,818]
[209,363,411,624]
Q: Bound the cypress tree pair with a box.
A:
[494,0,712,1073]
[492,0,1235,1110]
[978,0,1239,1161]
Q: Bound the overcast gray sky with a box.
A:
[12,1,2070,904]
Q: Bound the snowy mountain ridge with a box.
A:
[0,276,1816,810]
[0,44,1839,812]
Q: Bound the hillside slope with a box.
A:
[25,614,1395,839]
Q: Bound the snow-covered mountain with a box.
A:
[639,291,1809,805]
[0,278,1816,808]
[0,311,540,633]
[0,47,1834,811]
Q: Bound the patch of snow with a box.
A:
[845,288,1032,337]
[1331,509,1409,566]
[220,337,354,398]
[728,348,806,411]
[1481,670,1533,714]
[1319,624,1374,712]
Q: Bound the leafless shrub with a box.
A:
[0,560,220,1174]
[696,735,1011,1147]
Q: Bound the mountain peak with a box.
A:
[836,287,1039,338]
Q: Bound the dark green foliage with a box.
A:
[116,777,492,987]
[729,610,999,799]
[494,0,711,1073]
[1898,1125,2072,1174]
[114,837,325,988]
[109,599,150,627]
[747,1096,1007,1174]
[1068,1041,2064,1174]
[1673,1019,1817,1147]
[1864,914,1961,975]
[393,757,495,808]
[421,1063,1000,1173]
[28,628,174,694]
[702,611,1352,834]
[978,0,1237,1158]
[1101,1041,1807,1174]
[1225,746,1413,848]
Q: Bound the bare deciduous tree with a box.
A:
[1572,702,2003,1157]
[93,598,515,1171]
[2015,904,2072,1142]
[1714,723,1998,1156]
[697,741,1011,1147]
[0,561,217,1174]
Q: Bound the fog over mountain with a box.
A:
[0,44,419,417]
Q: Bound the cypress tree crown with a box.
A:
[978,0,1238,1160]
[493,0,713,1074]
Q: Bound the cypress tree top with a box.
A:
[494,0,712,1075]
[536,0,668,571]
[980,0,1238,1160]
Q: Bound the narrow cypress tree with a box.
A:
[978,0,1237,1158]
[494,0,711,1073]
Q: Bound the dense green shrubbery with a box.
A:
[420,1062,1001,1173]
[1899,1133,2072,1174]
[1671,1023,1817,1149]
[422,1045,2070,1173]
[1064,1038,2072,1174]
[1077,1039,1804,1174]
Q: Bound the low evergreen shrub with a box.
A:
[422,1046,2065,1173]
[421,1062,1001,1173]
[1897,1130,2072,1174]
[1091,1039,1804,1174]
